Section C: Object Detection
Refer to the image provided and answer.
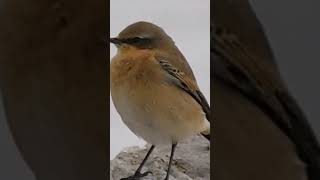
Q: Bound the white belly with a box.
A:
[111,82,209,145]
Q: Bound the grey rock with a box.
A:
[110,135,210,180]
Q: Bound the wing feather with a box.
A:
[157,59,210,122]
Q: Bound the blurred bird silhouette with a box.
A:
[0,1,108,179]
[212,1,320,180]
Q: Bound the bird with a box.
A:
[110,21,210,180]
[212,0,320,180]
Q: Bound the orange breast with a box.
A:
[110,47,162,88]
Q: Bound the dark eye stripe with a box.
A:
[123,37,151,44]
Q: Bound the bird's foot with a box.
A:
[164,175,170,180]
[120,171,152,180]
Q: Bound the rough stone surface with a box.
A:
[110,135,210,180]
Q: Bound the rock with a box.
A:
[110,135,210,180]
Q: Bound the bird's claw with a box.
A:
[120,171,153,180]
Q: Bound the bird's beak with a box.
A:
[110,38,122,45]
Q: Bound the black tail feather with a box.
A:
[201,133,210,141]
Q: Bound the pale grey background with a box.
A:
[0,0,320,179]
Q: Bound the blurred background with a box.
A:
[0,0,319,179]
[110,0,210,159]
[251,0,320,140]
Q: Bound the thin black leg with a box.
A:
[121,145,155,180]
[134,145,155,175]
[164,143,177,180]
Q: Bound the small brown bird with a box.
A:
[110,21,210,180]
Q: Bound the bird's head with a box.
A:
[110,21,175,50]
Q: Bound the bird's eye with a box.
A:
[125,37,149,44]
[133,37,142,42]
[122,37,152,47]
[131,37,143,43]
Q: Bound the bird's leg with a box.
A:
[164,143,177,180]
[121,145,155,180]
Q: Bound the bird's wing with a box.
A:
[154,57,210,122]
[212,23,320,176]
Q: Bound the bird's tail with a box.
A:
[201,133,210,141]
[201,122,211,141]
